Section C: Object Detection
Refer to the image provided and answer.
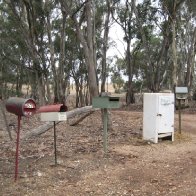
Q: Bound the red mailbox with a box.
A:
[6,97,36,117]
[37,104,67,113]
[37,104,68,165]
[5,97,36,181]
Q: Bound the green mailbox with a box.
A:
[92,96,120,154]
[92,96,120,109]
[175,86,188,134]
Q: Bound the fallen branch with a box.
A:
[66,106,98,118]
[69,111,95,126]
[22,121,55,140]
[22,106,99,140]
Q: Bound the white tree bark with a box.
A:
[60,0,99,98]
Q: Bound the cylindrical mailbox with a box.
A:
[6,97,36,117]
[37,104,68,122]
[5,97,36,181]
[37,104,68,166]
[37,104,67,113]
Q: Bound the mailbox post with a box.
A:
[6,97,36,181]
[92,96,120,154]
[175,87,188,134]
[37,104,67,165]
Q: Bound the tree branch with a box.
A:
[71,0,89,19]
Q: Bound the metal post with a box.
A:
[103,108,108,154]
[53,121,57,165]
[15,115,21,181]
[178,99,182,134]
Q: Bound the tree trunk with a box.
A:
[16,64,23,96]
[59,13,67,98]
[159,28,170,89]
[46,12,60,102]
[0,100,12,141]
[132,0,155,92]
[156,30,170,90]
[171,18,178,88]
[185,27,196,89]
[45,75,52,103]
[75,82,80,107]
[101,0,111,93]
[126,40,135,104]
[36,71,45,106]
[85,0,99,98]
[79,83,85,107]
[60,0,99,98]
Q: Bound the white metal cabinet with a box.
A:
[143,93,174,143]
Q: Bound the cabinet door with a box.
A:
[157,95,174,133]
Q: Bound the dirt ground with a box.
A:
[0,101,196,196]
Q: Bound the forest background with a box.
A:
[0,0,196,107]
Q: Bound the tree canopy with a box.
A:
[0,0,195,105]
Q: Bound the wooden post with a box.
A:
[53,121,57,165]
[103,108,108,154]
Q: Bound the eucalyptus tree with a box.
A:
[184,27,196,89]
[3,0,110,105]
[132,0,171,92]
[125,0,196,93]
[59,0,99,98]
[158,0,196,91]
[71,53,88,107]
[0,1,31,98]
[111,56,126,93]
[112,0,136,104]
[100,0,113,93]
[162,0,182,88]
[112,0,162,103]
[66,27,89,107]
[3,0,50,104]
[3,0,76,104]
[45,0,71,103]
[179,1,196,90]
[158,0,186,89]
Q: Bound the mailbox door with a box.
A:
[92,97,108,108]
[6,97,36,116]
[23,100,36,117]
[108,97,120,108]
[157,95,174,133]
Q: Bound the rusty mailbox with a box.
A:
[37,104,67,121]
[5,97,36,181]
[37,104,68,165]
[6,97,36,117]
